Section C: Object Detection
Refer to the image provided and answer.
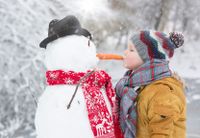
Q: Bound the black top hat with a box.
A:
[39,15,92,48]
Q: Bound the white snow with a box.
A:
[45,35,98,72]
[192,95,200,100]
[35,85,94,138]
[169,40,200,79]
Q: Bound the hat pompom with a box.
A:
[169,32,184,48]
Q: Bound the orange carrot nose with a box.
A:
[96,53,123,60]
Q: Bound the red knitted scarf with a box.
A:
[46,69,122,138]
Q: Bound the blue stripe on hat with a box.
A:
[143,31,166,59]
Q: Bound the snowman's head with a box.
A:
[44,35,98,72]
[40,15,98,72]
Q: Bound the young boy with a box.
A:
[115,30,186,138]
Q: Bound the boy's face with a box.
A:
[123,41,144,70]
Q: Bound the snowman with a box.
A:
[35,15,121,138]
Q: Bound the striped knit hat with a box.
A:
[130,30,184,62]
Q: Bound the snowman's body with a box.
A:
[35,35,113,138]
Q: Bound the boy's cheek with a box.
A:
[123,60,133,69]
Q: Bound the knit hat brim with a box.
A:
[131,33,149,62]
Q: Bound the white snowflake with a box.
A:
[65,79,74,84]
[84,94,97,110]
[92,115,99,124]
[49,72,59,79]
[99,72,105,78]
[82,83,89,88]
[95,92,106,106]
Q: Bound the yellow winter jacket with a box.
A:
[136,77,186,138]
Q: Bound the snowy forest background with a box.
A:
[0,0,200,137]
